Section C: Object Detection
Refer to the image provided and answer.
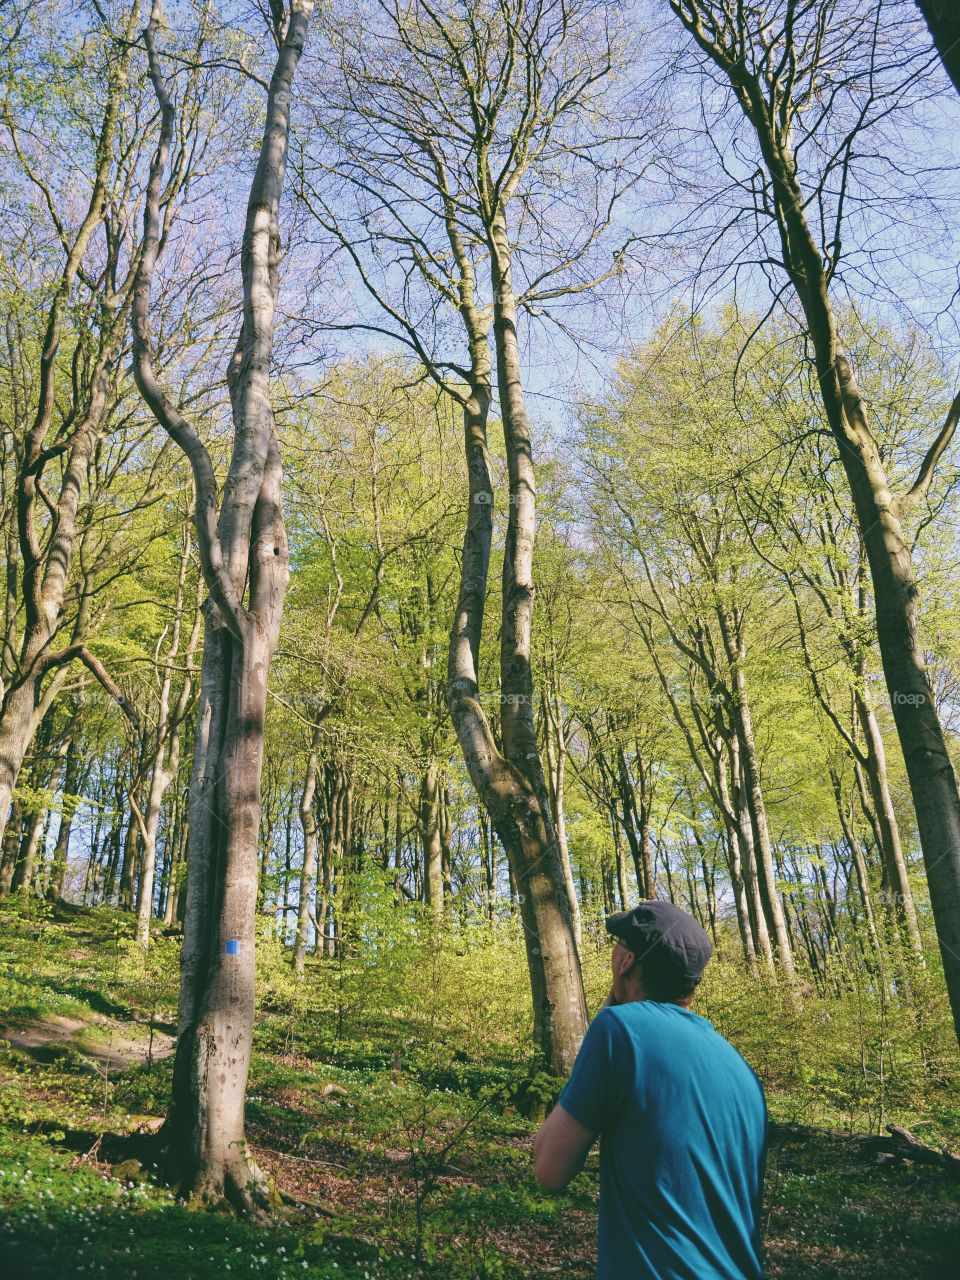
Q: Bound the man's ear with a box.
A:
[615,947,638,978]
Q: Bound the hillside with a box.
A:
[0,903,957,1279]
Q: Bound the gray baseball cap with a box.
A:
[606,900,713,982]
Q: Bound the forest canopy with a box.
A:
[1,1,960,1277]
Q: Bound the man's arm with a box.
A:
[533,1103,597,1192]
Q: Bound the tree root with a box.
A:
[114,1125,286,1221]
[183,1151,284,1221]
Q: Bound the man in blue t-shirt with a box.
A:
[533,901,766,1279]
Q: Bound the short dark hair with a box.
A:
[635,946,702,1002]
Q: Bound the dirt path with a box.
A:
[0,1011,175,1073]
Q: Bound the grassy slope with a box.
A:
[0,903,958,1280]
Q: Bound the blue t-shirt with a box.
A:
[558,1001,766,1280]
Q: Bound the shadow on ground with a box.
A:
[0,1195,424,1280]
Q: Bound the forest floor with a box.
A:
[0,904,958,1279]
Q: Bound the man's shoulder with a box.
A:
[607,1000,705,1027]
[608,1002,752,1064]
[593,1001,686,1054]
[610,1003,766,1115]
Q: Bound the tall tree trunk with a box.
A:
[542,665,582,944]
[614,822,629,912]
[831,768,882,964]
[616,746,653,903]
[292,725,322,972]
[47,737,82,902]
[790,576,920,956]
[917,0,960,94]
[636,753,657,900]
[163,785,189,930]
[440,780,453,904]
[714,757,756,969]
[160,784,181,926]
[0,684,40,864]
[319,820,336,958]
[0,0,142,851]
[132,752,168,942]
[729,737,775,973]
[0,796,23,895]
[102,768,126,904]
[1,495,17,700]
[10,718,60,895]
[854,692,922,953]
[134,533,199,948]
[12,805,45,896]
[672,0,960,1043]
[638,616,762,968]
[691,819,719,943]
[445,234,586,1072]
[480,813,496,922]
[720,617,795,975]
[419,760,444,914]
[321,762,344,957]
[340,770,356,941]
[491,209,587,1070]
[133,0,311,1211]
[734,696,794,974]
[118,806,139,913]
[165,616,284,1210]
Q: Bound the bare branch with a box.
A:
[38,644,140,729]
[899,388,960,516]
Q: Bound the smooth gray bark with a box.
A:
[132,0,312,1211]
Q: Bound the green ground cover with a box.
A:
[0,901,958,1278]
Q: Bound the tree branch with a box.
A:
[899,388,960,516]
[38,644,139,728]
[131,1,247,641]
